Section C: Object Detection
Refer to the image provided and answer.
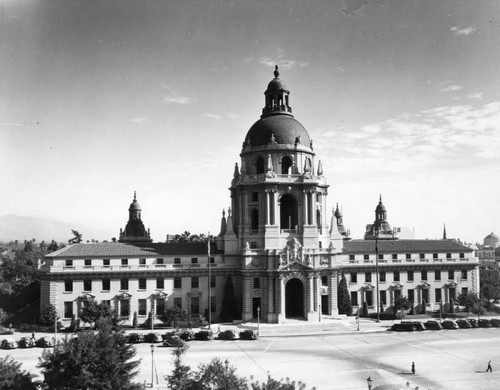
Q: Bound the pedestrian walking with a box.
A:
[411,362,415,374]
[486,360,492,372]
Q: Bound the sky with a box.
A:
[1,0,499,244]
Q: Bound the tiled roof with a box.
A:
[343,239,473,254]
[46,242,218,258]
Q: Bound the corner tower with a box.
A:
[222,67,345,323]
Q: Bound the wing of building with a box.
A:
[40,68,479,325]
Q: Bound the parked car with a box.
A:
[441,320,459,329]
[163,335,185,348]
[35,336,55,348]
[490,319,500,328]
[467,319,478,328]
[144,333,162,343]
[218,329,236,340]
[1,338,17,349]
[478,319,492,328]
[179,329,195,341]
[424,320,442,330]
[161,331,179,341]
[127,333,144,344]
[194,330,214,341]
[456,319,471,329]
[239,329,258,340]
[391,323,415,332]
[18,336,36,348]
[401,321,425,331]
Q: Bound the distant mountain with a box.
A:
[0,215,115,243]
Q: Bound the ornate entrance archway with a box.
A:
[285,278,304,318]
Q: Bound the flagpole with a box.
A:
[207,234,211,329]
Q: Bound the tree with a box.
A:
[159,305,188,327]
[191,358,248,390]
[251,375,317,390]
[0,356,38,390]
[38,320,141,390]
[47,240,59,253]
[165,343,194,390]
[68,230,83,244]
[79,301,119,329]
[457,291,480,317]
[220,276,239,322]
[337,272,352,315]
[394,295,410,319]
[39,304,58,327]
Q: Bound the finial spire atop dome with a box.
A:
[274,65,279,78]
[133,191,137,201]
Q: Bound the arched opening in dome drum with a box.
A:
[250,209,259,233]
[256,157,265,174]
[280,194,298,231]
[281,156,293,174]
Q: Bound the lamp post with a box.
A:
[257,306,260,336]
[224,359,229,390]
[150,344,155,388]
[356,314,359,331]
[375,227,380,323]
[366,376,373,390]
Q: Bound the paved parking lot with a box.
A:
[2,318,499,389]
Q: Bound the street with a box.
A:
[2,327,499,389]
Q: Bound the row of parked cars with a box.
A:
[127,328,258,347]
[0,336,55,349]
[391,318,500,331]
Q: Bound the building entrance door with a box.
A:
[321,295,328,314]
[285,278,304,318]
[252,297,261,319]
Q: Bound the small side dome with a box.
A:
[375,196,387,213]
[129,191,141,211]
[484,232,499,247]
[266,65,288,91]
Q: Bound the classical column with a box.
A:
[303,191,309,226]
[278,277,286,318]
[328,271,338,315]
[311,191,316,226]
[308,275,314,312]
[265,191,271,225]
[267,277,274,318]
[313,276,318,311]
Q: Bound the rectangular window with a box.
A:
[461,270,467,280]
[379,271,386,282]
[392,254,398,260]
[64,302,73,319]
[210,257,215,264]
[461,287,468,296]
[406,253,411,260]
[365,272,372,283]
[121,258,128,266]
[211,275,216,288]
[64,280,73,292]
[84,259,91,268]
[350,272,357,283]
[350,291,358,306]
[378,254,384,260]
[120,300,130,317]
[191,277,199,289]
[435,288,441,303]
[139,258,146,266]
[157,258,164,265]
[422,289,429,303]
[446,253,451,259]
[250,241,257,249]
[174,277,182,289]
[253,278,261,289]
[407,270,414,282]
[138,299,147,316]
[173,297,182,308]
[156,278,164,289]
[459,253,465,259]
[393,271,400,282]
[174,257,181,264]
[120,279,129,290]
[380,290,387,305]
[83,280,92,292]
[349,254,355,261]
[421,270,427,281]
[103,259,110,267]
[433,253,438,259]
[252,192,259,202]
[65,259,73,267]
[191,296,200,314]
[138,278,147,290]
[102,279,110,291]
[191,257,198,264]
[419,253,425,260]
[448,270,454,280]
[435,270,441,281]
[364,254,369,261]
[408,289,414,303]
[211,296,216,312]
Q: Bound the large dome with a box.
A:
[484,232,499,247]
[245,115,311,146]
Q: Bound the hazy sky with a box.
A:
[1,0,499,244]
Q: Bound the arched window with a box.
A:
[256,157,265,174]
[251,209,259,232]
[281,156,293,174]
[280,194,298,230]
[316,210,322,234]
